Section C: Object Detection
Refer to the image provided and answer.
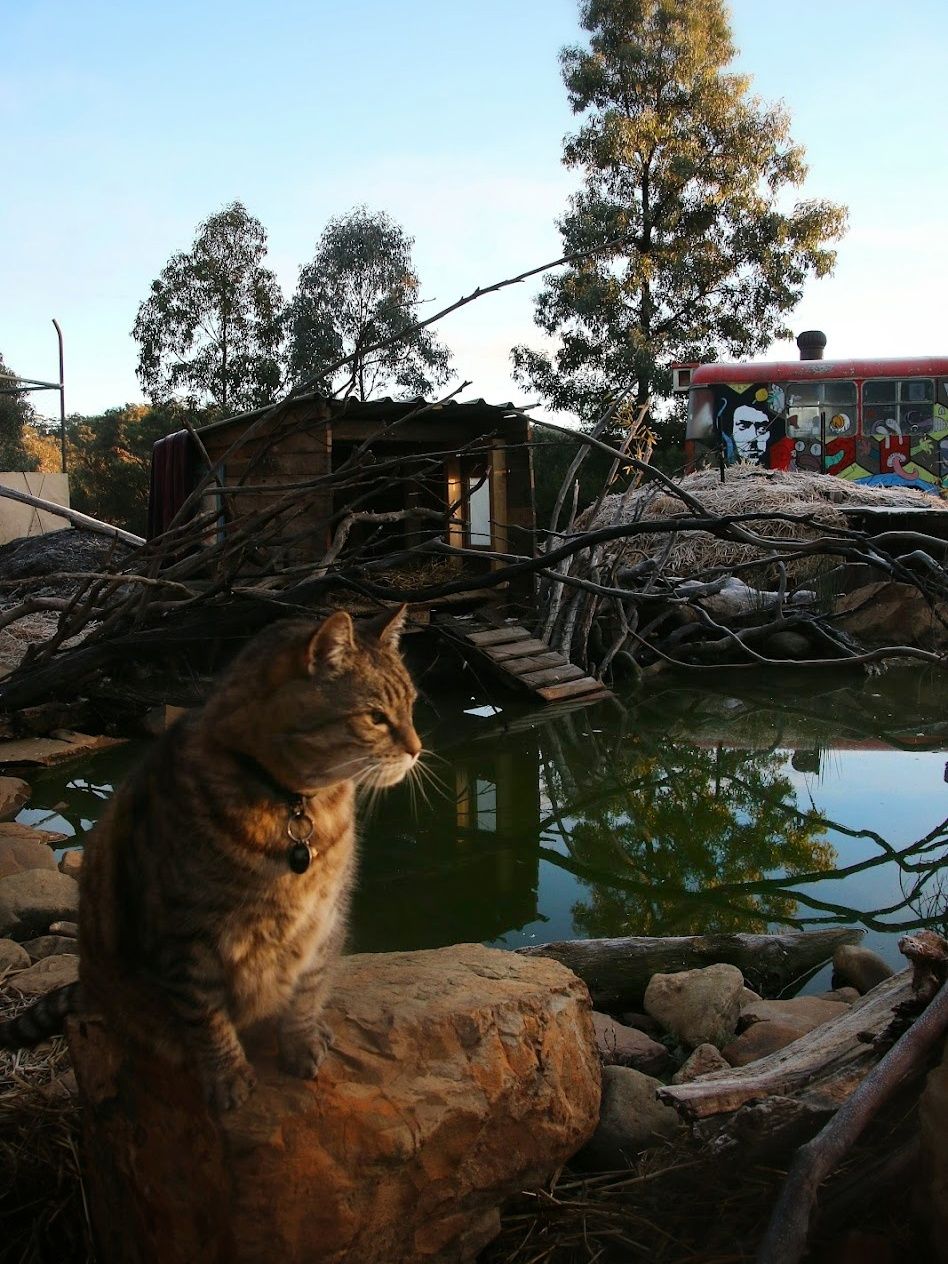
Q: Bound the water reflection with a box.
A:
[352,669,948,964]
[14,670,948,968]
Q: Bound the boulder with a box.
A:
[0,776,30,821]
[50,920,78,938]
[70,943,600,1264]
[0,870,79,940]
[0,820,66,846]
[816,987,860,1004]
[58,849,83,878]
[578,1066,685,1168]
[671,1043,730,1084]
[591,1011,671,1076]
[617,1010,663,1039]
[0,938,30,971]
[832,945,894,995]
[644,963,745,1049]
[722,1021,806,1067]
[0,831,58,878]
[23,934,78,962]
[835,581,948,652]
[11,953,78,995]
[739,996,850,1034]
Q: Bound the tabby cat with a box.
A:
[0,606,420,1110]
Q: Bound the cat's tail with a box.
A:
[0,982,82,1049]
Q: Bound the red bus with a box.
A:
[678,332,948,493]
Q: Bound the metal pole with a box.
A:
[52,318,65,473]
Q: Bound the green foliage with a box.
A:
[0,353,41,472]
[531,422,624,528]
[132,202,284,413]
[512,0,848,425]
[287,206,452,399]
[66,403,201,535]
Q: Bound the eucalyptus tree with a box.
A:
[512,0,848,425]
[132,202,284,413]
[287,206,452,399]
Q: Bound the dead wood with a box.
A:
[754,967,948,1264]
[0,485,145,546]
[514,928,863,1010]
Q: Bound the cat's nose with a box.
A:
[403,728,422,759]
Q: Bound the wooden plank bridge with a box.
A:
[438,616,613,706]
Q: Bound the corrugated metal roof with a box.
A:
[195,392,531,436]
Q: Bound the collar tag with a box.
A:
[287,798,317,874]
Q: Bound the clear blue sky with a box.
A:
[3,0,947,418]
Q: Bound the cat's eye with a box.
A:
[370,710,389,727]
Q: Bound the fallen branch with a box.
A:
[755,974,948,1264]
[0,485,144,547]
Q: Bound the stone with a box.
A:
[835,581,948,653]
[921,1040,948,1262]
[766,630,813,659]
[832,944,894,995]
[0,776,30,821]
[816,987,860,1004]
[0,831,58,878]
[0,870,79,940]
[591,1011,672,1076]
[578,1066,685,1168]
[22,934,78,962]
[0,937,31,971]
[740,987,762,1004]
[70,943,600,1264]
[50,920,78,938]
[722,1021,806,1067]
[738,996,850,1034]
[644,963,745,1049]
[671,1043,730,1084]
[0,820,66,846]
[11,953,78,995]
[58,849,83,877]
[617,1010,663,1039]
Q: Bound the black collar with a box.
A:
[226,748,316,875]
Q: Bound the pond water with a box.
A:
[17,668,948,984]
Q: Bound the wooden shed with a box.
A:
[149,392,536,598]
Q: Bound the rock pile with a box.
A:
[579,944,894,1166]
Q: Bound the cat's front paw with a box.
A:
[207,1059,257,1111]
[279,1021,334,1080]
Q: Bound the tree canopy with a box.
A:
[286,206,452,399]
[132,202,284,414]
[512,0,848,426]
[0,353,41,472]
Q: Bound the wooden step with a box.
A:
[518,663,585,687]
[486,638,549,662]
[496,651,563,674]
[536,678,612,702]
[466,626,531,647]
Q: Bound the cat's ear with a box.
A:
[307,611,354,673]
[368,603,408,649]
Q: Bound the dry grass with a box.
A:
[0,611,95,681]
[0,979,92,1264]
[578,465,948,586]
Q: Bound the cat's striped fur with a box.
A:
[0,606,420,1110]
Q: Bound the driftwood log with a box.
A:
[515,929,862,1011]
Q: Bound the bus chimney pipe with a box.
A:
[797,330,827,361]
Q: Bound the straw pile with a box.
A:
[0,983,91,1264]
[578,466,948,585]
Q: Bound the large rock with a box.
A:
[0,830,59,878]
[0,870,79,940]
[0,938,30,971]
[672,1043,730,1084]
[70,943,600,1264]
[578,1066,685,1168]
[832,944,894,995]
[722,1021,808,1067]
[0,776,30,821]
[11,952,78,995]
[644,963,744,1049]
[835,581,948,652]
[739,996,850,1034]
[23,934,78,962]
[591,1011,671,1075]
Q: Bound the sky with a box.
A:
[3,0,947,420]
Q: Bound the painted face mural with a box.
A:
[715,384,793,470]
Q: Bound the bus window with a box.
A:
[864,379,934,436]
